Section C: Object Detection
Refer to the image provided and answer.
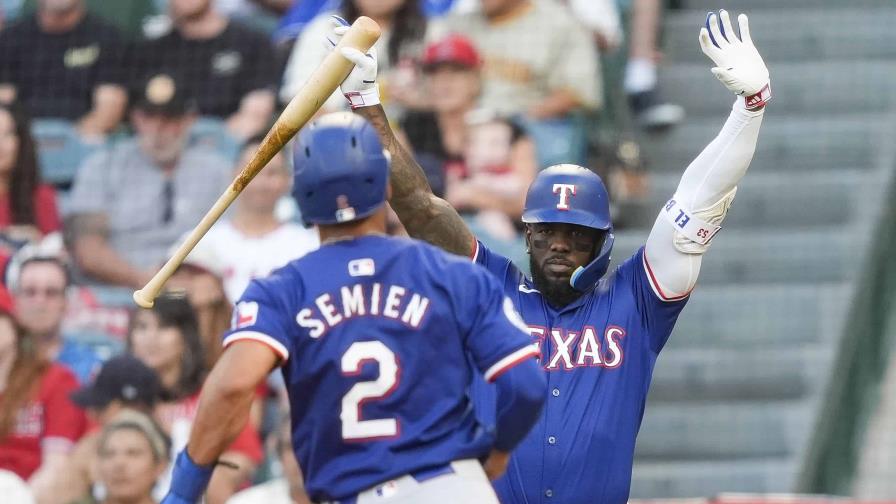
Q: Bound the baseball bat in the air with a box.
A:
[133,16,381,308]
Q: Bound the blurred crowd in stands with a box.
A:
[0,0,685,502]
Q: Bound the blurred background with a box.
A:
[0,0,894,503]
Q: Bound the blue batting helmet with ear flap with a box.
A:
[292,112,389,226]
[522,164,614,291]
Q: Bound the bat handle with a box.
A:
[132,188,239,308]
[132,240,193,308]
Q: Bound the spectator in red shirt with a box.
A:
[0,284,87,501]
[127,292,261,502]
[0,104,61,256]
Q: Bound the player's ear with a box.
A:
[524,225,532,254]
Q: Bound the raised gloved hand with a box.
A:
[326,15,380,109]
[700,10,771,110]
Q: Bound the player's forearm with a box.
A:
[355,105,434,203]
[674,99,764,209]
[356,105,475,256]
[492,357,546,452]
[187,368,258,466]
[644,101,764,298]
[167,343,275,503]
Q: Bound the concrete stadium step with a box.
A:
[634,171,866,230]
[667,283,846,348]
[648,347,831,402]
[658,61,896,118]
[637,114,883,175]
[682,0,891,11]
[613,228,856,285]
[663,9,896,64]
[631,457,794,498]
[635,400,813,460]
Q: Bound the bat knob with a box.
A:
[133,289,156,308]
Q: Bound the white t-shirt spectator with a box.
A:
[198,221,319,302]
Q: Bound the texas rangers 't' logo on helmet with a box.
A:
[552,183,577,211]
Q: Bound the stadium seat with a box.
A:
[628,2,896,497]
[189,116,242,162]
[31,119,103,188]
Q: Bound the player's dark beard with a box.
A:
[530,255,583,308]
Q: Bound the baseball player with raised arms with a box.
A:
[160,111,547,502]
[330,8,771,503]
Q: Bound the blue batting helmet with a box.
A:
[522,164,614,291]
[292,112,389,226]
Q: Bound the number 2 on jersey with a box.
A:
[340,341,400,441]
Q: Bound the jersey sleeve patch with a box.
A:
[233,301,259,328]
[223,330,290,361]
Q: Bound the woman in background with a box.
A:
[70,410,170,504]
[0,285,86,503]
[127,293,262,504]
[280,0,428,115]
[0,104,60,258]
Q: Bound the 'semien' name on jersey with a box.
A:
[221,235,536,501]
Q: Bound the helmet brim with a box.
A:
[521,208,612,231]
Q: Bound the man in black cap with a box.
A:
[70,353,161,419]
[57,354,166,502]
[67,73,233,288]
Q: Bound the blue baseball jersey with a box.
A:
[470,241,689,504]
[222,235,537,501]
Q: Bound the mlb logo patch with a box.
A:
[348,258,375,277]
[232,301,258,329]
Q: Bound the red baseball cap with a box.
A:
[0,285,15,319]
[422,35,481,71]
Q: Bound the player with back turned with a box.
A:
[159,63,546,502]
[334,9,772,503]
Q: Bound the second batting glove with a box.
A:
[700,10,771,110]
[326,15,380,109]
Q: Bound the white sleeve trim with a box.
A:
[223,331,290,361]
[470,239,480,263]
[484,344,540,382]
[642,250,691,302]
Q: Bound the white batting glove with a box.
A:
[326,15,380,110]
[700,10,771,110]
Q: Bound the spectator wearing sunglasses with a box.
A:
[67,74,232,288]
